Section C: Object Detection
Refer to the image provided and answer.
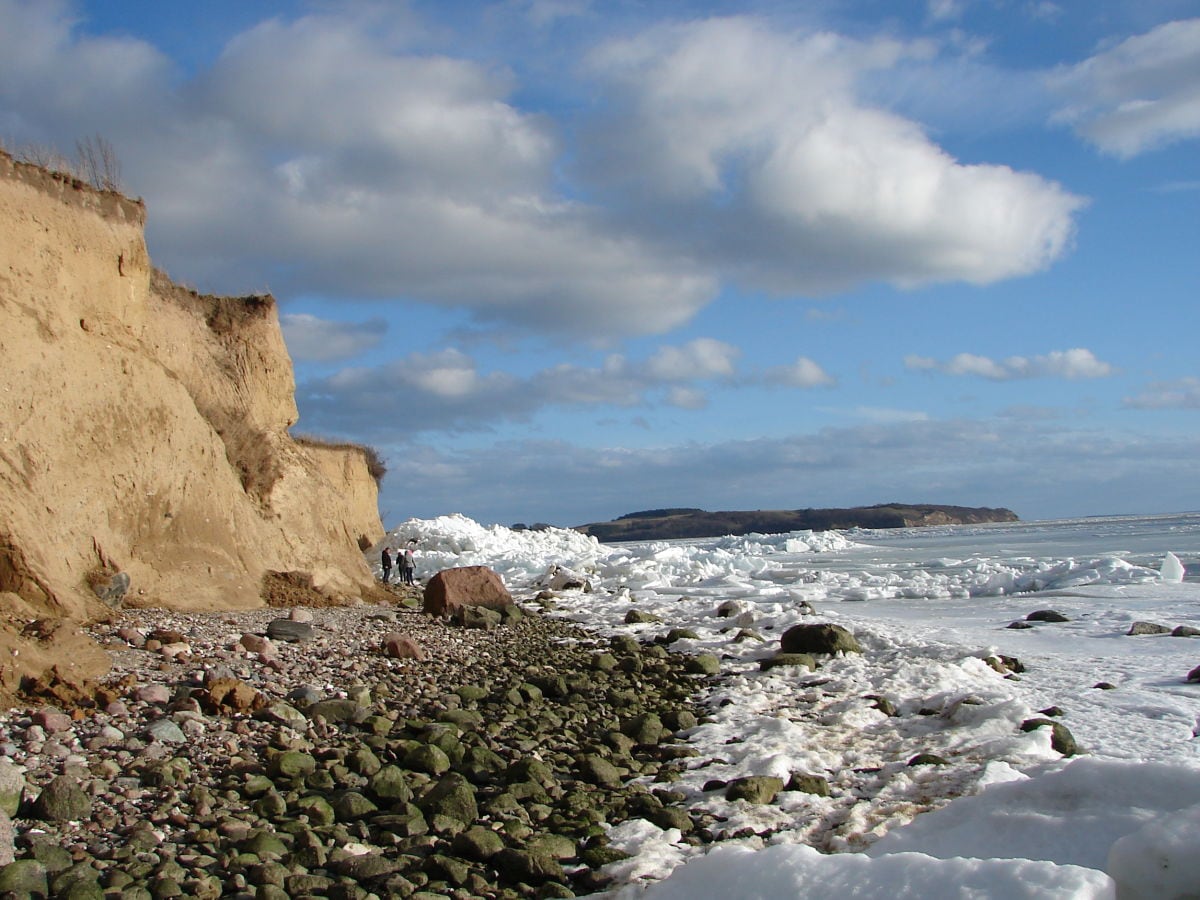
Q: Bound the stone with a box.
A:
[780,623,861,655]
[786,773,830,796]
[199,678,266,715]
[1173,625,1200,638]
[685,653,721,675]
[908,753,950,766]
[423,566,512,617]
[1007,620,1035,629]
[0,858,48,895]
[306,699,366,723]
[455,605,503,630]
[759,652,818,672]
[451,826,505,861]
[266,619,315,642]
[577,754,624,789]
[333,791,378,821]
[492,847,565,884]
[0,809,13,866]
[0,760,25,817]
[1127,621,1172,636]
[32,708,73,733]
[238,633,271,653]
[92,570,131,605]
[1026,610,1069,623]
[368,766,414,804]
[32,774,92,822]
[1021,718,1078,756]
[624,609,661,625]
[725,776,785,804]
[145,719,187,744]
[133,684,171,705]
[381,633,426,659]
[418,773,478,826]
[1187,665,1200,683]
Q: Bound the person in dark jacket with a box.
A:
[400,540,416,585]
[381,547,393,584]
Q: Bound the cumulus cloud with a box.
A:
[280,313,387,363]
[581,16,1085,293]
[1124,376,1200,409]
[906,348,1115,380]
[1050,18,1200,157]
[765,357,836,388]
[1,6,1087,341]
[0,2,714,339]
[297,338,742,437]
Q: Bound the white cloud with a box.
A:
[1125,376,1200,409]
[645,338,739,380]
[765,357,836,388]
[280,313,387,363]
[298,338,743,436]
[582,16,1085,293]
[1050,18,1200,157]
[907,348,1116,380]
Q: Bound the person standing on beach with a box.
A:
[401,540,416,585]
[381,547,393,584]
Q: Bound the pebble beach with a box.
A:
[0,591,714,899]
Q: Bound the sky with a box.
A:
[1,0,1197,529]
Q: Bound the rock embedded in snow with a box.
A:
[423,565,512,617]
[780,623,862,655]
[1127,622,1172,636]
[1026,610,1070,623]
[1020,718,1078,756]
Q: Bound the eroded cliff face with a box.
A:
[0,152,385,700]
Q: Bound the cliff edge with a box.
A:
[0,151,385,702]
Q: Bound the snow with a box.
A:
[382,512,1200,898]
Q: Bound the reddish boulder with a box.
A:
[381,633,427,660]
[423,566,512,617]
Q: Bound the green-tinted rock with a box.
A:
[577,754,623,790]
[405,743,451,776]
[624,609,661,624]
[725,776,785,804]
[268,751,317,780]
[425,854,470,885]
[622,713,665,745]
[293,794,335,825]
[347,747,383,776]
[786,773,831,796]
[240,830,289,859]
[32,774,92,822]
[908,753,950,767]
[0,760,24,817]
[780,623,861,655]
[438,708,484,729]
[333,853,403,880]
[306,699,365,724]
[368,765,414,804]
[493,847,564,884]
[333,791,379,821]
[582,845,631,867]
[759,652,818,672]
[527,834,576,860]
[685,653,721,675]
[419,774,478,826]
[451,826,505,861]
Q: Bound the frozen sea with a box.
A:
[382,512,1200,899]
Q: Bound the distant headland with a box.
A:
[575,503,1019,542]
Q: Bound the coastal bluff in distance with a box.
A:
[576,503,1019,542]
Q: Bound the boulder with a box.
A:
[1020,718,1077,756]
[90,570,130,606]
[266,619,315,643]
[381,633,426,660]
[780,623,861,655]
[1127,621,1172,636]
[1026,610,1069,623]
[31,775,92,822]
[0,761,24,817]
[423,566,512,617]
[0,809,13,866]
[725,775,785,804]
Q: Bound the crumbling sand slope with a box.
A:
[0,151,385,699]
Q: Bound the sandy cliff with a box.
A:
[0,152,384,701]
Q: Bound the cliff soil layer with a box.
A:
[0,151,385,703]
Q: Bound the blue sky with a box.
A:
[2,1,1197,528]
